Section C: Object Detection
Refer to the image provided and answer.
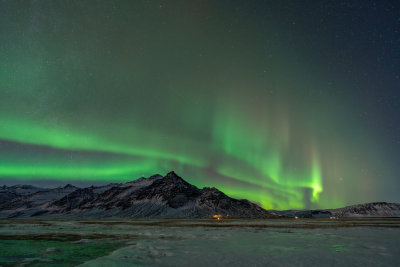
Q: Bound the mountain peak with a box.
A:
[63,184,77,189]
[165,171,179,178]
[148,174,163,179]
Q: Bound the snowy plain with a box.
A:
[0,219,399,266]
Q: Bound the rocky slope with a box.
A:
[275,202,400,218]
[331,202,400,218]
[2,172,399,219]
[0,185,45,203]
[0,184,79,218]
[0,172,277,219]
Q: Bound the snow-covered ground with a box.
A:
[0,219,399,266]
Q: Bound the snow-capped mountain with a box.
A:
[331,202,400,218]
[0,172,277,219]
[274,202,400,218]
[0,184,46,203]
[1,172,399,219]
[0,184,80,218]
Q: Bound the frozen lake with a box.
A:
[0,218,399,266]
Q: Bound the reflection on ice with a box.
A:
[0,219,399,266]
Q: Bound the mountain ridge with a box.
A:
[274,202,400,218]
[1,172,399,219]
[0,171,277,219]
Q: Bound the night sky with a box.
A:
[1,1,399,209]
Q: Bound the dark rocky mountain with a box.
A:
[1,173,399,219]
[331,202,400,218]
[275,202,400,218]
[49,182,121,213]
[0,184,79,218]
[0,172,277,219]
[0,185,45,203]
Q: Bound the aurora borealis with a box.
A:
[1,1,399,209]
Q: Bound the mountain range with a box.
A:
[1,171,399,219]
[274,202,400,218]
[0,171,276,219]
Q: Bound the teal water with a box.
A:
[0,239,123,267]
[0,219,399,266]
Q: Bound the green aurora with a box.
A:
[0,1,398,209]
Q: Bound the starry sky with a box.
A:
[0,0,399,209]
